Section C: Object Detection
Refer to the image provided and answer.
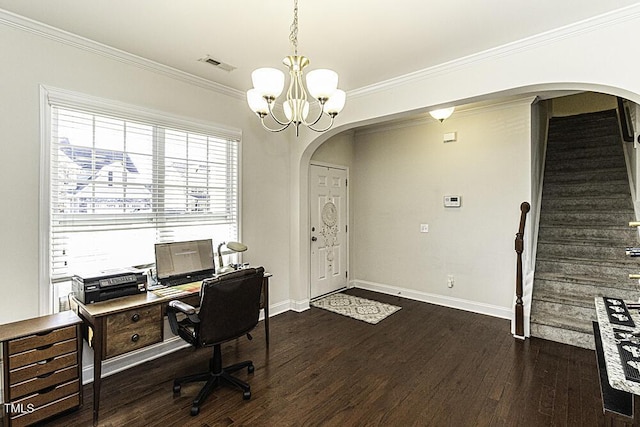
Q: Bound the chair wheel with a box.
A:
[190,406,200,416]
[173,384,181,394]
[248,364,255,374]
[243,390,251,400]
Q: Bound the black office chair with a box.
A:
[167,266,265,416]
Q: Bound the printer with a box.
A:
[72,268,147,304]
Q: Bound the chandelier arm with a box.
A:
[301,102,327,127]
[265,99,294,127]
[307,115,336,133]
[260,115,292,133]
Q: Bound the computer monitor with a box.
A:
[154,239,215,284]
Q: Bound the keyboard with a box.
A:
[161,273,212,287]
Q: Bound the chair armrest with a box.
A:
[169,300,197,315]
[167,300,200,336]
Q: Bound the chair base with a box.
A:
[174,347,254,416]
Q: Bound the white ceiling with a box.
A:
[0,1,638,94]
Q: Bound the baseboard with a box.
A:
[351,279,512,320]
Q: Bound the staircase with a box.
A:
[531,109,639,349]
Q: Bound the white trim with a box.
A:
[39,86,53,315]
[351,279,512,320]
[288,299,311,313]
[349,4,640,99]
[81,336,190,384]
[0,9,244,100]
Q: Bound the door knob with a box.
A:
[311,236,317,241]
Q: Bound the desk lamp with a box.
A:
[217,241,248,273]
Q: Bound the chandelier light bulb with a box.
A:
[324,90,346,115]
[246,89,269,115]
[306,69,338,101]
[251,68,285,99]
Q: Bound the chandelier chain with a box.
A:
[289,0,299,55]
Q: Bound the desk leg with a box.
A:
[263,277,269,348]
[92,321,103,425]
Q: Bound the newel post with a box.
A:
[515,201,530,338]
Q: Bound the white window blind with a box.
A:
[49,103,240,284]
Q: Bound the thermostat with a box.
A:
[444,195,461,207]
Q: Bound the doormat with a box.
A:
[310,292,401,324]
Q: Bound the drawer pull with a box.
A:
[37,385,56,395]
[35,343,54,351]
[131,313,140,322]
[37,371,54,379]
[36,357,55,366]
[131,334,140,343]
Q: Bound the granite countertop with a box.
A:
[595,297,640,394]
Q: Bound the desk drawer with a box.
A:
[7,326,76,355]
[9,390,80,427]
[10,352,77,386]
[105,305,162,358]
[9,365,78,401]
[8,339,77,371]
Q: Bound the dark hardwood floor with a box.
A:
[39,289,626,426]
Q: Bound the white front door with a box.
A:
[310,164,348,299]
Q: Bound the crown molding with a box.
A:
[0,8,245,100]
[348,3,640,99]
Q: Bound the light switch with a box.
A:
[420,224,429,233]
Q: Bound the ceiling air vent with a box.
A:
[198,55,236,72]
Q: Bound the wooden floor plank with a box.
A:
[29,289,622,426]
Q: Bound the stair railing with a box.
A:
[515,201,530,338]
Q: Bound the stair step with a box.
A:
[538,224,637,243]
[541,196,633,211]
[545,145,625,161]
[540,211,634,226]
[542,179,630,198]
[544,154,624,172]
[536,240,631,261]
[529,323,595,349]
[532,276,638,305]
[535,256,639,282]
[546,133,621,151]
[543,167,628,184]
[530,300,596,344]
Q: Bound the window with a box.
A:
[41,87,241,313]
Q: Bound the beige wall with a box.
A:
[349,100,533,313]
[0,22,290,323]
[551,92,617,117]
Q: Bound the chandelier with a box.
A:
[246,0,346,137]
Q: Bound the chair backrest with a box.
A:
[197,266,265,347]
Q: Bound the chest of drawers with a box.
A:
[0,311,83,427]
